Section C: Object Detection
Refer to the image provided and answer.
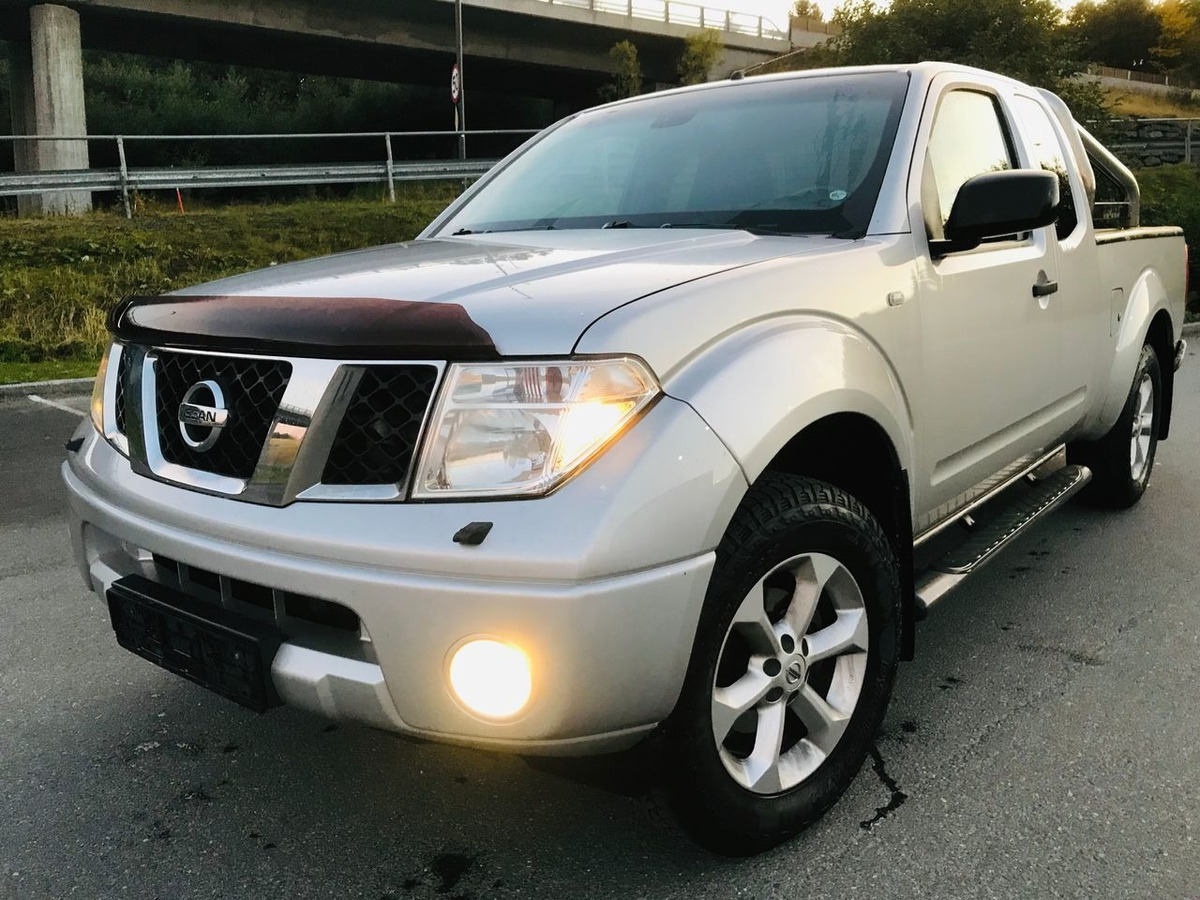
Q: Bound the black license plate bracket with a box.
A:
[106,574,283,713]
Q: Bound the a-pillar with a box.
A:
[20,4,91,215]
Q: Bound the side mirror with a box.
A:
[936,169,1060,254]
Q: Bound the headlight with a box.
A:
[412,357,659,498]
[90,341,113,436]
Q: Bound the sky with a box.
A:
[725,0,1085,33]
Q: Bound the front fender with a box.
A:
[661,315,915,486]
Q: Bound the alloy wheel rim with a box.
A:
[1129,372,1155,484]
[711,552,868,794]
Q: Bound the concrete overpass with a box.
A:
[1,0,824,214]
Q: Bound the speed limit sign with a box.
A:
[451,63,461,104]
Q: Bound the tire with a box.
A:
[661,473,901,855]
[1071,344,1161,510]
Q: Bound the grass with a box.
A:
[0,358,99,385]
[1105,87,1200,119]
[0,188,456,381]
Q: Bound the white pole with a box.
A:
[456,0,466,160]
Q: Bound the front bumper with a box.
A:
[64,397,747,755]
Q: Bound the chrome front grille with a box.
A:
[104,343,443,507]
[154,351,292,480]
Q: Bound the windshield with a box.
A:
[439,72,910,238]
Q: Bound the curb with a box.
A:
[1183,321,1200,338]
[0,376,93,399]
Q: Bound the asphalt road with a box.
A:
[2,367,1198,900]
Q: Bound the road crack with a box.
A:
[859,744,908,831]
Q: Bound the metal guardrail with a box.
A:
[0,159,497,195]
[0,129,537,216]
[534,0,787,40]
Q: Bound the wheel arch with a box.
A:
[759,412,917,661]
[1093,268,1176,440]
[763,413,903,536]
[1145,308,1175,440]
[663,316,919,659]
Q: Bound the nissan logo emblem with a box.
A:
[178,380,229,452]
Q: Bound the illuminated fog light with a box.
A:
[448,639,532,719]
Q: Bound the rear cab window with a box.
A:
[1089,155,1135,230]
[1011,95,1081,241]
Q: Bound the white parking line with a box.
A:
[27,394,87,418]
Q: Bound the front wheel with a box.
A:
[662,474,901,854]
[1071,344,1161,509]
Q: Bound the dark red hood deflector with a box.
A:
[108,294,500,360]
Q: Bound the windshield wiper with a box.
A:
[663,222,811,237]
[669,222,812,237]
[600,221,762,232]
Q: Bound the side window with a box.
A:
[1090,154,1133,230]
[922,90,1015,241]
[1012,96,1079,240]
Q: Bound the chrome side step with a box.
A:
[914,445,1067,548]
[915,464,1092,614]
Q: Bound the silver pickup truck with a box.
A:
[65,62,1188,853]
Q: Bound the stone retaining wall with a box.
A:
[1106,119,1196,168]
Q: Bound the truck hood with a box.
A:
[112,230,833,359]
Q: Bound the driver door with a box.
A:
[913,81,1064,528]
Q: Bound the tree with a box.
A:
[677,29,725,85]
[1151,0,1200,78]
[832,0,1068,82]
[1068,0,1163,70]
[791,0,824,21]
[600,40,644,101]
[826,0,1109,120]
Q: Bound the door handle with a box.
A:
[1032,280,1059,298]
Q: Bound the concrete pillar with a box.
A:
[29,4,91,215]
[7,41,39,217]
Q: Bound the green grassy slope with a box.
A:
[0,193,454,371]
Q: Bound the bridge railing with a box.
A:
[0,129,541,217]
[540,0,788,40]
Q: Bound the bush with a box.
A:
[600,41,644,101]
[1136,164,1200,314]
[677,30,724,86]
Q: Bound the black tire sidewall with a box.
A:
[665,477,901,853]
[1076,344,1162,508]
